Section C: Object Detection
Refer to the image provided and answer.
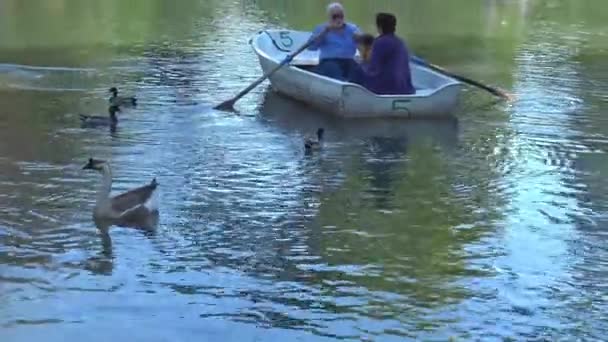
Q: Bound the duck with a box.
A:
[82,158,158,229]
[108,87,137,107]
[304,128,325,152]
[80,106,120,127]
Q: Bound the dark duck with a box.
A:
[304,128,325,152]
[108,87,137,107]
[80,106,120,127]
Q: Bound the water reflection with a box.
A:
[82,231,114,276]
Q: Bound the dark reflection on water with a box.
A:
[1,0,608,341]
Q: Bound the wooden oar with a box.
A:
[214,29,328,111]
[410,55,513,101]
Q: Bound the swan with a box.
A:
[82,158,158,229]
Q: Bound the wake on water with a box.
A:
[0,63,138,92]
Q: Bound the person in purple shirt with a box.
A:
[353,13,416,95]
[308,3,361,81]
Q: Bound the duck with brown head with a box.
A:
[83,158,158,230]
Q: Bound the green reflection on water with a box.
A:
[312,141,500,316]
[0,0,217,66]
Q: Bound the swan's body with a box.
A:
[83,158,158,229]
[108,87,137,107]
[305,128,325,152]
[80,106,120,127]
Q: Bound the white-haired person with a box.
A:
[307,2,361,81]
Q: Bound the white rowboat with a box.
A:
[251,29,463,118]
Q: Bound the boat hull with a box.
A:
[253,30,463,118]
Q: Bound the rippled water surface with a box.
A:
[1,0,607,340]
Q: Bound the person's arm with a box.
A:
[351,24,363,41]
[350,24,364,46]
[307,25,327,51]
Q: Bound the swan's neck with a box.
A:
[97,164,113,204]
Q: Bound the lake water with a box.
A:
[1,0,607,340]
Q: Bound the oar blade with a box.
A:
[214,29,328,110]
[214,99,236,111]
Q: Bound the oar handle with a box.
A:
[410,55,427,65]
